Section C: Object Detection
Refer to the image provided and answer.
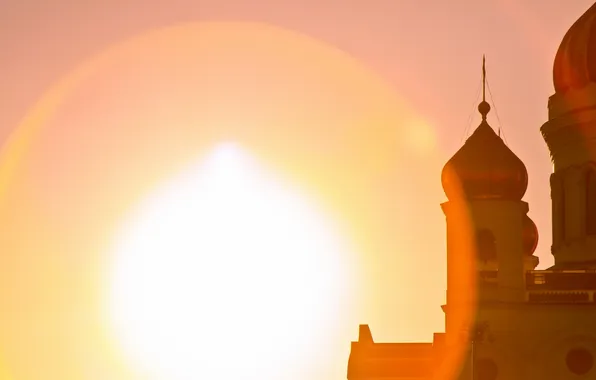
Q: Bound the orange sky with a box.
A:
[0,1,595,380]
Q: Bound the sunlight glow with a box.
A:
[106,142,353,380]
[404,117,437,157]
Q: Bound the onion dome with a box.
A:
[441,103,528,201]
[442,57,528,201]
[553,3,596,93]
[523,215,539,255]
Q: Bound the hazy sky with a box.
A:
[1,1,595,379]
[2,0,595,260]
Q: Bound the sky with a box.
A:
[1,0,595,379]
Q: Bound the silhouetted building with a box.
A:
[347,3,596,379]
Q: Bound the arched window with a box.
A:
[586,169,596,235]
[476,229,497,263]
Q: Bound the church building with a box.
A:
[347,2,596,379]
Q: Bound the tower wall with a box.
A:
[442,200,527,343]
[542,83,596,267]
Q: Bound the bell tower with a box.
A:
[441,58,539,338]
[542,3,596,269]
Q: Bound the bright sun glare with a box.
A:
[106,142,353,380]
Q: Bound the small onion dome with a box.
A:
[441,102,528,201]
[523,215,539,255]
[553,3,596,93]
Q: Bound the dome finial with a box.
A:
[482,55,486,101]
[478,55,491,120]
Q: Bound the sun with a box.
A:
[105,142,355,380]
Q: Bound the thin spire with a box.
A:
[482,55,486,102]
[478,55,491,121]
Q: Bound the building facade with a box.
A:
[347,3,596,379]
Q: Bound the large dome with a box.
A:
[442,102,528,201]
[553,3,596,93]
